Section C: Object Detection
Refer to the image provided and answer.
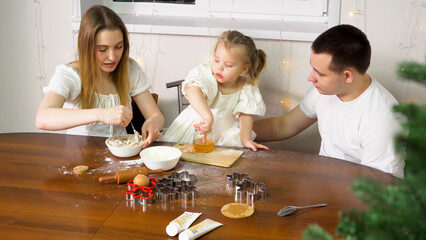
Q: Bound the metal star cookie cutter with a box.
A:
[226,172,252,190]
[168,171,197,185]
[125,171,197,205]
[126,178,156,205]
[156,171,197,202]
[226,172,267,202]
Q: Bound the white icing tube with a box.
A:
[178,219,223,240]
[166,212,202,237]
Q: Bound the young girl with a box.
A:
[162,30,269,151]
[36,5,164,148]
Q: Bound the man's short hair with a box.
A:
[312,24,371,74]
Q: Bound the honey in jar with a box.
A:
[193,130,214,153]
[193,139,214,153]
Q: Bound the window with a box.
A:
[75,0,341,41]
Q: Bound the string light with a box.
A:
[275,1,296,113]
[131,0,138,16]
[65,0,423,108]
[348,0,367,33]
[230,0,236,26]
[207,56,213,64]
[67,51,74,58]
[348,10,364,17]
[387,0,424,103]
[34,0,47,92]
[280,96,292,110]
[135,56,145,66]
[208,0,213,63]
[72,0,78,61]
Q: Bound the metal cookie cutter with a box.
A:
[168,171,196,185]
[126,178,157,205]
[156,171,197,202]
[226,172,267,202]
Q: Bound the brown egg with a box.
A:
[133,174,150,187]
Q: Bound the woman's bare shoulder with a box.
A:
[69,61,79,69]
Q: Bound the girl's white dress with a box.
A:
[161,64,266,147]
[44,58,151,137]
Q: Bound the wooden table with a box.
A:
[0,133,394,240]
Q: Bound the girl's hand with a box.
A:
[141,116,162,148]
[185,86,214,135]
[242,139,270,152]
[100,105,133,127]
[193,119,213,135]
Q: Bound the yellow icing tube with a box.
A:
[166,212,202,237]
[178,219,223,240]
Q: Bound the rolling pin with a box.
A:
[99,167,163,184]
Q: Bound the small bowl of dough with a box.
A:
[105,135,143,158]
[139,146,182,171]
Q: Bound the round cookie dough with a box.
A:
[73,165,89,175]
[221,203,254,219]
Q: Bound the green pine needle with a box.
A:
[303,224,335,240]
[397,62,426,83]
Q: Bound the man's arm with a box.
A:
[253,105,317,142]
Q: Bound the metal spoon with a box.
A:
[130,122,136,133]
[130,122,141,142]
[277,203,327,217]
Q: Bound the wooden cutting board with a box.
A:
[173,142,244,168]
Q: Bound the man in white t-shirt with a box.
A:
[254,24,404,178]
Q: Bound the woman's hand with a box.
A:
[132,91,165,149]
[141,114,163,148]
[99,105,133,127]
[242,139,270,152]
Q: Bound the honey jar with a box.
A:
[193,130,214,153]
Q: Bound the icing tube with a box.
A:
[166,212,202,237]
[178,219,223,240]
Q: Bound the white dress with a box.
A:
[161,64,266,147]
[43,58,151,137]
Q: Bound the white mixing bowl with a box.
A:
[105,136,143,158]
[139,146,182,171]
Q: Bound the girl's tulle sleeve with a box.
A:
[182,64,218,105]
[233,84,266,118]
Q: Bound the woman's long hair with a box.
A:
[78,5,130,109]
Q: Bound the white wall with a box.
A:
[1,0,425,154]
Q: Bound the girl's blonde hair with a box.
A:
[215,30,266,85]
[78,5,130,109]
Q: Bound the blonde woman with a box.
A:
[36,5,164,148]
